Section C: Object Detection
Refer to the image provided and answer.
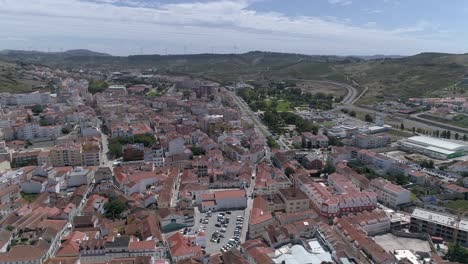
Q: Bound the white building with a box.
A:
[369,178,411,208]
[201,189,247,212]
[399,136,468,159]
[67,167,94,188]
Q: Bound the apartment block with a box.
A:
[410,208,468,247]
[369,178,411,208]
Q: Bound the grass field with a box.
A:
[447,200,468,211]
[420,114,468,129]
[264,99,292,112]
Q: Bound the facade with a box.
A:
[49,144,83,167]
[201,189,247,212]
[410,208,468,247]
[0,91,52,106]
[351,133,391,149]
[399,136,468,159]
[369,178,411,208]
[15,123,61,141]
[341,210,391,236]
[277,188,310,213]
[49,144,101,167]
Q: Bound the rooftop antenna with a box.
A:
[211,46,215,54]
[183,45,187,55]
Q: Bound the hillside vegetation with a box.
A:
[0,60,45,93]
[1,50,468,103]
[338,53,468,104]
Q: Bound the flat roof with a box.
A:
[273,241,332,264]
[406,136,468,151]
[411,208,468,232]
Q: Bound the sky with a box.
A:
[0,0,467,56]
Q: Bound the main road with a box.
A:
[228,90,273,160]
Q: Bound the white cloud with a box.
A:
[0,0,460,55]
[328,0,352,6]
[363,8,382,14]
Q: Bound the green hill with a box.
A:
[338,52,468,104]
[1,50,468,103]
[0,60,46,93]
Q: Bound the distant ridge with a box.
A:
[64,49,110,57]
[0,49,110,57]
[354,55,406,60]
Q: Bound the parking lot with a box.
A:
[194,209,246,254]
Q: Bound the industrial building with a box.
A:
[398,136,468,159]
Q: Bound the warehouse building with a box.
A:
[398,136,468,159]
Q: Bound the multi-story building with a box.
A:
[301,173,377,217]
[0,91,52,106]
[351,133,391,149]
[49,143,101,167]
[79,236,165,263]
[277,188,310,213]
[341,210,391,236]
[15,123,61,140]
[369,178,411,208]
[81,143,101,166]
[410,208,468,247]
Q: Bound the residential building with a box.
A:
[277,188,310,213]
[369,178,411,208]
[301,173,377,217]
[351,133,391,149]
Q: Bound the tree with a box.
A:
[266,136,280,149]
[104,197,127,219]
[108,143,123,158]
[455,133,460,140]
[412,127,416,133]
[190,146,206,156]
[447,130,452,139]
[285,167,295,177]
[364,114,373,123]
[464,134,468,141]
[88,80,109,94]
[400,123,405,130]
[61,127,71,134]
[445,243,468,263]
[31,105,43,115]
[321,162,336,175]
[421,159,434,169]
[349,111,356,117]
